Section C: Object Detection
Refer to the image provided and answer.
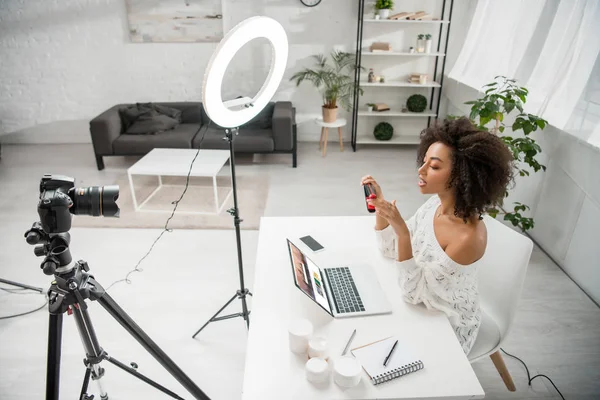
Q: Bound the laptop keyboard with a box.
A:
[325,267,365,314]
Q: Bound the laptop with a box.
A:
[286,239,392,318]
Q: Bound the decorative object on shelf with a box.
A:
[424,33,432,53]
[375,0,394,19]
[366,103,375,112]
[409,46,415,54]
[290,50,363,123]
[455,76,548,232]
[389,11,437,21]
[407,94,428,112]
[379,75,385,83]
[408,11,429,20]
[416,34,425,53]
[401,104,408,113]
[374,14,380,20]
[373,122,394,140]
[409,73,428,84]
[368,68,375,83]
[300,0,322,7]
[370,42,392,52]
[374,103,390,111]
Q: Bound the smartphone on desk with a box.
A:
[299,235,325,253]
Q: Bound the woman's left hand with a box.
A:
[369,198,409,236]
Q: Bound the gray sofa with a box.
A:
[90,101,297,169]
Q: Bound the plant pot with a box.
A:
[416,39,425,53]
[425,39,432,53]
[322,106,338,123]
[367,106,374,112]
[378,9,390,19]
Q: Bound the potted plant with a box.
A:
[375,0,394,19]
[373,122,394,140]
[424,33,432,53]
[456,76,548,232]
[290,51,364,123]
[366,103,375,112]
[416,34,425,53]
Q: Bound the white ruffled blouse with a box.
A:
[375,195,482,355]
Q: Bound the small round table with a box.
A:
[315,117,346,157]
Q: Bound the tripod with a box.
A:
[25,223,211,400]
[192,127,252,338]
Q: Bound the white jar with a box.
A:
[333,356,362,388]
[305,358,329,384]
[308,336,328,359]
[288,319,313,354]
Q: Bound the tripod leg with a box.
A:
[97,294,211,400]
[192,292,238,338]
[47,313,63,400]
[0,277,44,292]
[91,365,108,400]
[79,367,92,400]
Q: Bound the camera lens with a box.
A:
[70,185,120,217]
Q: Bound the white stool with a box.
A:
[315,117,346,157]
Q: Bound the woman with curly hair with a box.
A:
[361,117,514,355]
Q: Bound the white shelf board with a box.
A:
[364,19,449,24]
[356,135,421,145]
[358,111,436,117]
[360,82,441,88]
[362,51,445,57]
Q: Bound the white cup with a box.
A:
[305,357,329,383]
[308,336,328,359]
[333,356,362,388]
[288,319,313,354]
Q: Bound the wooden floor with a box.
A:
[0,143,599,399]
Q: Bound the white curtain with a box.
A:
[525,0,600,129]
[448,0,547,90]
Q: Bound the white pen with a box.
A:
[342,329,357,356]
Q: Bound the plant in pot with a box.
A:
[366,103,376,112]
[373,122,394,140]
[375,0,394,19]
[452,76,548,232]
[407,94,428,113]
[290,51,363,123]
[416,34,425,53]
[424,33,432,53]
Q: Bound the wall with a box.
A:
[441,0,600,305]
[0,0,358,143]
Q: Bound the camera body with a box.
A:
[37,174,120,234]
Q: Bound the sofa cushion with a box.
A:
[192,127,274,152]
[113,123,200,154]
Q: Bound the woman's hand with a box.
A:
[369,198,409,237]
[360,175,384,200]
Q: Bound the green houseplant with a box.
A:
[375,0,394,19]
[374,122,394,140]
[460,76,548,232]
[424,33,432,53]
[407,94,427,112]
[290,51,363,123]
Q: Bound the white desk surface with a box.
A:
[242,216,484,400]
[127,148,229,177]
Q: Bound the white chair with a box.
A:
[467,215,534,391]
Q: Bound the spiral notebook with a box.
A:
[351,336,424,385]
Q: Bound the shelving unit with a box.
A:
[350,1,455,150]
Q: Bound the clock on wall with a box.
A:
[300,0,322,6]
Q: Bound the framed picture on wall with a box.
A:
[125,0,224,43]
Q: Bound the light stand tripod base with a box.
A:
[192,128,253,339]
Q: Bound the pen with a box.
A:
[341,329,357,356]
[383,340,398,367]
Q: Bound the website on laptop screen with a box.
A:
[287,240,332,314]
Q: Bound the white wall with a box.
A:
[0,0,358,143]
[442,0,600,305]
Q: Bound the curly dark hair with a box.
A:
[418,117,514,221]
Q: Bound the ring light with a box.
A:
[202,16,289,128]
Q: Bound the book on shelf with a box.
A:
[370,42,392,52]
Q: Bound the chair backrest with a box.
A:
[478,215,533,342]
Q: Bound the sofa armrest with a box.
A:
[272,101,294,151]
[89,105,124,155]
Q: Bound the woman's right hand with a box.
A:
[360,175,384,200]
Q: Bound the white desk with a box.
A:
[242,216,484,400]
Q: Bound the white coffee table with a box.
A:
[127,148,232,215]
[315,117,346,157]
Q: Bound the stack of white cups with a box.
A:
[288,319,361,388]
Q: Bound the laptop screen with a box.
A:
[286,239,333,316]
